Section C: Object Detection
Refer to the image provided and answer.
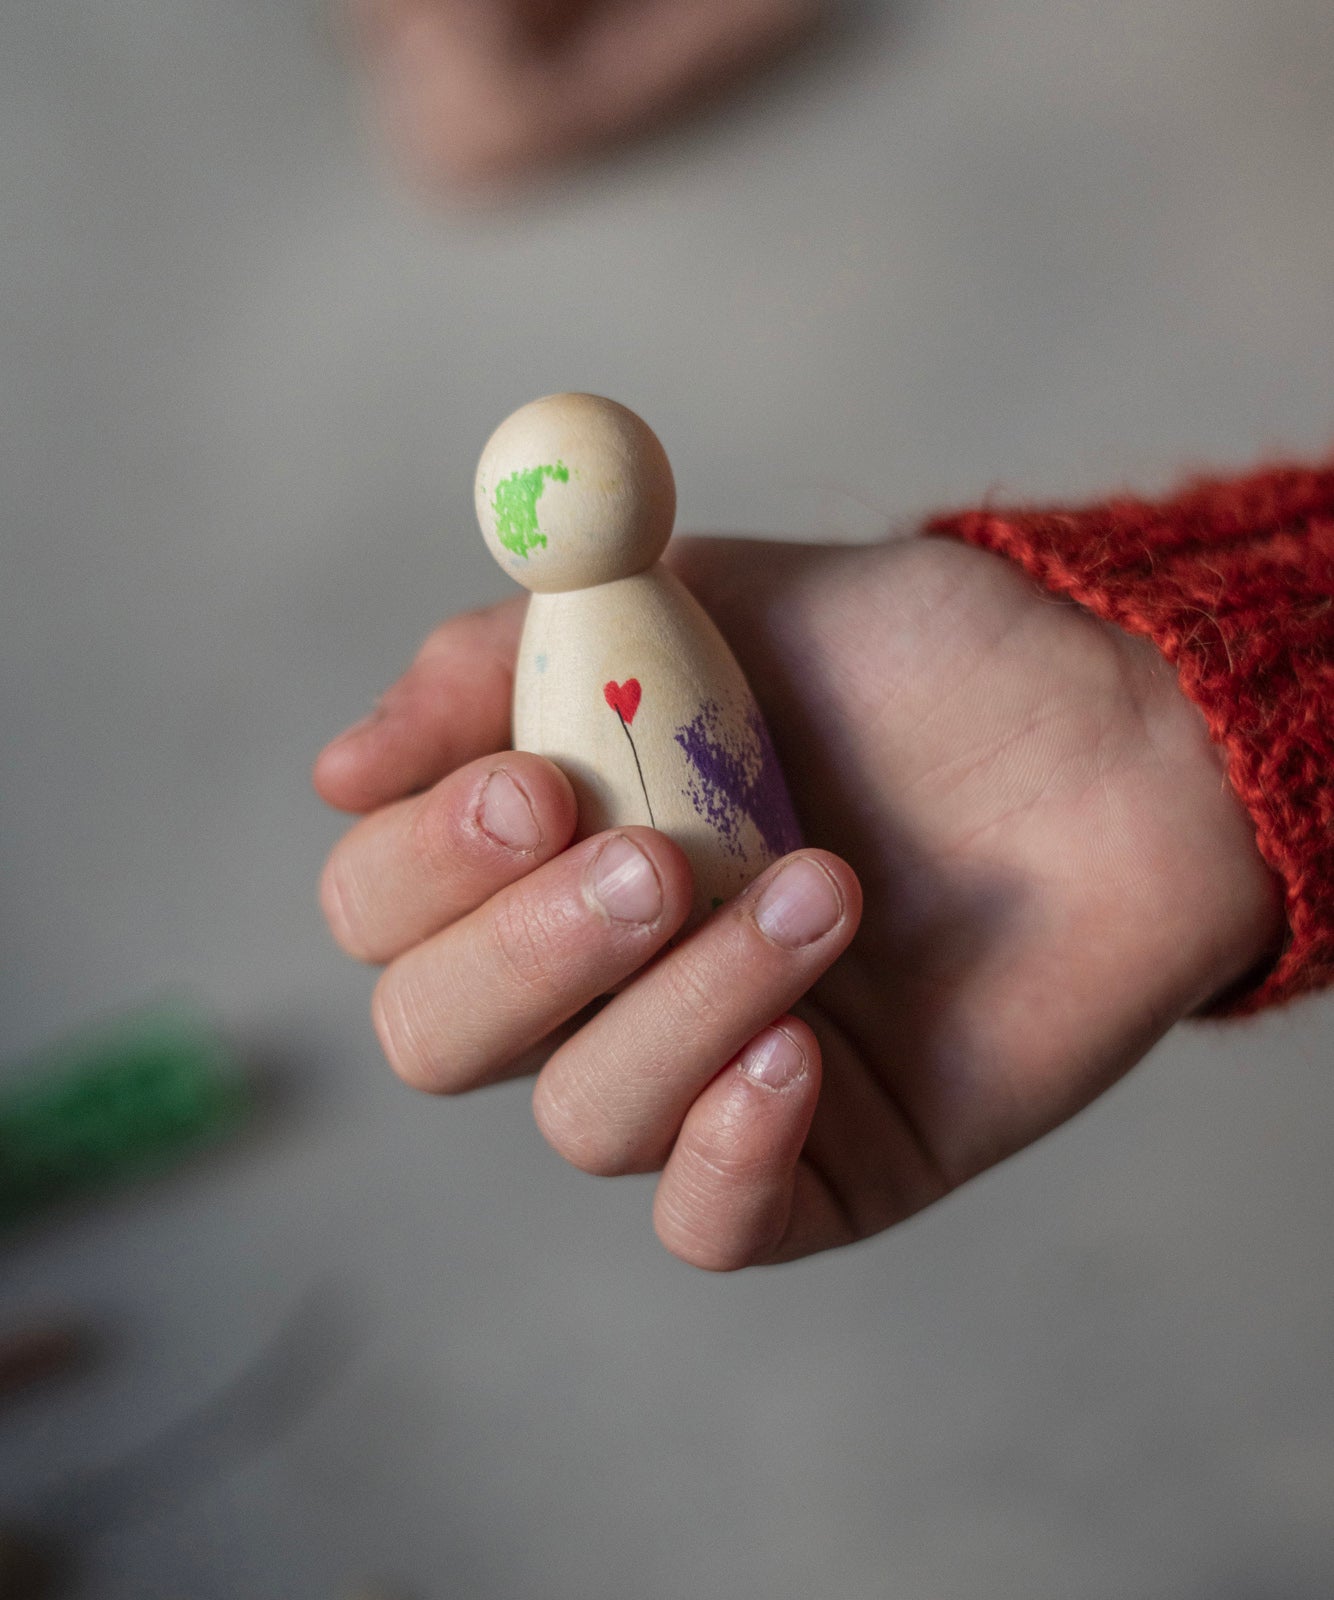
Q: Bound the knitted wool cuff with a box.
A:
[926,460,1334,1015]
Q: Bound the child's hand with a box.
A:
[315,536,1281,1269]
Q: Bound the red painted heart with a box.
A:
[603,678,642,724]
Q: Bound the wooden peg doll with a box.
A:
[475,393,800,926]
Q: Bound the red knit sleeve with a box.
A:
[925,460,1334,1015]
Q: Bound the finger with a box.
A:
[320,751,578,964]
[652,1015,820,1272]
[532,850,861,1176]
[373,827,692,1094]
[313,596,524,814]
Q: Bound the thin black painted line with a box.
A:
[616,710,656,829]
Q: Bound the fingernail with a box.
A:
[478,768,541,852]
[738,1026,807,1091]
[589,835,663,925]
[754,858,843,948]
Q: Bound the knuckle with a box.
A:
[556,1132,638,1179]
[320,851,373,960]
[656,1199,763,1274]
[533,1081,645,1178]
[575,1136,651,1179]
[654,1141,782,1273]
[687,1238,761,1274]
[371,971,446,1093]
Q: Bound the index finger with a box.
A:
[313,595,525,814]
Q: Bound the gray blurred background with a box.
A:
[3,1,1333,1594]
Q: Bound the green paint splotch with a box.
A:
[491,461,569,558]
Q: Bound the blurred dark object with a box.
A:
[0,1326,97,1410]
[0,1007,249,1232]
[0,1525,69,1600]
[3,1291,358,1597]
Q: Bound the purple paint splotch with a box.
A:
[674,700,801,860]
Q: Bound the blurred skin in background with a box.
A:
[350,0,829,187]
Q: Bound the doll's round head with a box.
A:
[474,393,676,593]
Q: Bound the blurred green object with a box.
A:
[0,1008,249,1230]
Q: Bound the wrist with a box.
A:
[927,457,1334,1015]
[1108,625,1286,1014]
